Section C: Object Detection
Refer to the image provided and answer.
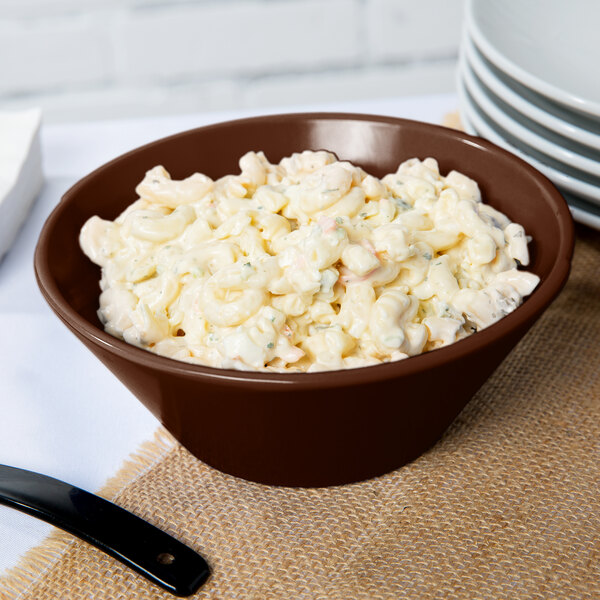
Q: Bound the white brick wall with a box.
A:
[243,61,458,108]
[115,1,362,82]
[0,15,111,94]
[0,0,465,123]
[367,0,464,62]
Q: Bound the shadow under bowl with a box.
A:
[34,113,574,487]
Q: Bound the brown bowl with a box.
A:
[34,113,574,487]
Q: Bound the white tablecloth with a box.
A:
[0,93,456,575]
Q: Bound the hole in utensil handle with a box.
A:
[157,552,176,565]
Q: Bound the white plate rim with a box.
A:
[459,53,600,178]
[457,74,600,205]
[466,0,600,119]
[462,33,600,150]
[459,101,600,231]
[560,192,600,230]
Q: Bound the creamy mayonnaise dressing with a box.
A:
[80,151,539,372]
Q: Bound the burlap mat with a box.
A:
[2,224,599,600]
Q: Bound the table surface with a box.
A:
[0,93,456,576]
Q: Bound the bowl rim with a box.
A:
[34,111,574,390]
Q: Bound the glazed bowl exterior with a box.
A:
[34,113,574,487]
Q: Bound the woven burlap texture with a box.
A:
[2,226,599,600]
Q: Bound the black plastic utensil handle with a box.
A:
[0,464,209,596]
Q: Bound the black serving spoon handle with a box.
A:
[0,464,210,596]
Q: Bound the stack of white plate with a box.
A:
[458,0,600,230]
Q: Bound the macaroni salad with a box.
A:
[80,151,539,372]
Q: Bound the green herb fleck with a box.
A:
[244,262,251,267]
[423,252,432,260]
[335,217,344,225]
[266,342,274,349]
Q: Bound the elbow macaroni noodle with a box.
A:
[80,151,540,372]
